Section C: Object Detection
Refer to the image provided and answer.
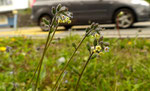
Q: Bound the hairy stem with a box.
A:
[27,16,56,90]
[52,31,92,90]
[34,19,58,90]
[75,52,94,91]
[45,24,59,50]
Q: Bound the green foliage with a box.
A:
[145,0,150,3]
[0,36,150,90]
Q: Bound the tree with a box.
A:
[145,0,150,3]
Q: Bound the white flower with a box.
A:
[9,71,14,75]
[91,46,94,50]
[65,80,68,83]
[104,47,109,52]
[57,57,65,64]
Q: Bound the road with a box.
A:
[0,21,150,39]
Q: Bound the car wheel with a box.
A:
[39,15,51,31]
[115,9,135,28]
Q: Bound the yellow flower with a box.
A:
[118,11,124,17]
[93,49,97,53]
[62,20,66,23]
[11,38,15,42]
[0,38,3,42]
[128,41,132,45]
[23,36,27,39]
[99,52,104,56]
[0,47,6,52]
[58,19,63,23]
[96,46,101,51]
[94,34,100,39]
[66,17,70,20]
[67,20,71,24]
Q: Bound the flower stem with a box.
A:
[52,31,92,90]
[34,19,58,90]
[27,16,56,90]
[75,52,94,91]
[45,24,59,50]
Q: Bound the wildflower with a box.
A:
[57,11,72,24]
[11,38,15,42]
[66,17,70,20]
[94,33,100,39]
[58,19,63,23]
[9,71,14,75]
[96,46,101,51]
[62,20,66,23]
[0,38,2,41]
[91,46,94,50]
[62,15,65,19]
[23,35,27,39]
[93,49,97,53]
[128,41,132,45]
[118,11,124,17]
[104,47,109,52]
[99,52,104,56]
[65,80,68,83]
[6,46,12,52]
[0,47,6,52]
[57,57,65,64]
[67,20,71,24]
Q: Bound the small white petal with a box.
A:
[57,57,65,63]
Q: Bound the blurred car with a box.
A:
[31,0,150,31]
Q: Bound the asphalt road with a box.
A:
[0,21,150,39]
[55,21,150,38]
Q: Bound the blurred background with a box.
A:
[0,0,35,28]
[0,0,150,38]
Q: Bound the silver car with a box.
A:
[31,0,150,31]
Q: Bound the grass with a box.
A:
[0,35,150,90]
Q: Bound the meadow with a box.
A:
[0,35,150,90]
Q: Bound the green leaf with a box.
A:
[93,38,97,47]
[53,20,57,27]
[72,43,76,49]
[52,7,56,15]
[69,66,80,75]
[43,18,50,25]
[86,43,91,52]
[56,4,62,12]
[40,64,46,83]
[27,88,32,91]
